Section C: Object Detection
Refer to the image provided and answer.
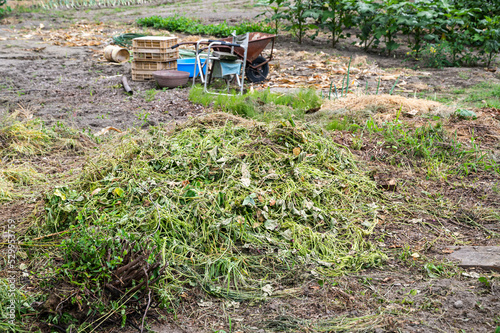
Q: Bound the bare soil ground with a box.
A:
[1,1,499,332]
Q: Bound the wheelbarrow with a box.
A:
[214,32,276,83]
[171,32,276,83]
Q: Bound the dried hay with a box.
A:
[322,94,443,114]
[351,55,368,67]
[320,94,452,123]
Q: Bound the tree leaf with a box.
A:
[113,187,124,197]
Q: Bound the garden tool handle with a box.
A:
[207,40,241,48]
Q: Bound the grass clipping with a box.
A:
[46,115,386,299]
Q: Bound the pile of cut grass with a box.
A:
[0,113,90,201]
[43,114,386,306]
[0,115,85,158]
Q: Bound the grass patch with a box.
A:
[419,82,500,108]
[464,82,500,108]
[188,86,322,122]
[36,116,387,330]
[136,14,273,37]
[326,112,499,177]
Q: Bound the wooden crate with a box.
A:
[132,49,178,62]
[131,70,155,81]
[131,63,179,81]
[132,60,177,71]
[132,36,178,49]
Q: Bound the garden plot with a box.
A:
[0,1,500,333]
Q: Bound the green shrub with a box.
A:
[136,15,274,37]
[258,0,500,67]
[0,0,11,18]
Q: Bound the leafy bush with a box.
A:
[257,0,500,67]
[0,0,11,18]
[136,15,274,37]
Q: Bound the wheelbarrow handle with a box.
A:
[208,40,241,48]
[171,42,207,49]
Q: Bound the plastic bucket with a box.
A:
[177,58,207,78]
[104,45,130,63]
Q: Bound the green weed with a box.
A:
[188,86,322,122]
[420,82,500,108]
[144,88,158,102]
[326,116,361,132]
[365,119,499,176]
[464,82,500,108]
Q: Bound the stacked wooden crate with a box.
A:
[131,36,179,81]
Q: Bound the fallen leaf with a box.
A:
[405,109,419,117]
[113,187,124,197]
[53,188,66,200]
[241,163,251,187]
[197,300,213,307]
[264,219,279,230]
[95,126,122,136]
[91,188,101,196]
[262,284,273,296]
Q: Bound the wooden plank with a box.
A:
[448,246,500,272]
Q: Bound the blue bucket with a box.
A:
[177,58,207,78]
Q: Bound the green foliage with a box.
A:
[310,0,356,47]
[40,0,153,9]
[326,117,361,132]
[45,226,164,330]
[188,86,322,122]
[136,15,274,37]
[454,109,477,120]
[258,0,500,67]
[463,82,500,108]
[326,108,500,177]
[424,262,445,278]
[255,0,289,34]
[0,0,11,18]
[144,88,158,102]
[44,119,387,310]
[379,121,499,176]
[282,0,315,44]
[478,276,491,288]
